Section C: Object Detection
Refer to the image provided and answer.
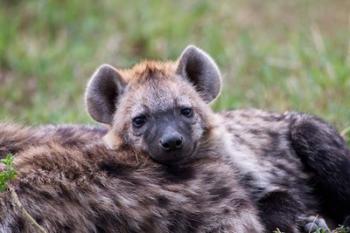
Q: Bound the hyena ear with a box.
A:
[176,45,222,103]
[85,64,126,124]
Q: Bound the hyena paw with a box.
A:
[302,215,330,233]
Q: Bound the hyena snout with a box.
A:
[147,124,194,164]
[159,131,184,151]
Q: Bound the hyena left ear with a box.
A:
[85,64,126,125]
[176,45,222,103]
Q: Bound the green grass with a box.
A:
[0,0,349,144]
[0,154,16,192]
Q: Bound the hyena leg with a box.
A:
[289,114,350,223]
[257,191,306,233]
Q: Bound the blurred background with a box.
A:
[0,0,349,141]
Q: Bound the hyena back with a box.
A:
[222,108,350,231]
[0,123,107,158]
[0,130,263,233]
[85,45,350,232]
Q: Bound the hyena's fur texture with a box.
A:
[289,114,350,225]
[84,45,350,232]
[221,109,350,231]
[220,109,327,232]
[0,123,107,158]
[0,131,263,233]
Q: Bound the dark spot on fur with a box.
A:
[257,191,302,233]
[62,224,74,233]
[209,185,231,202]
[99,160,134,177]
[61,140,80,147]
[38,190,54,201]
[233,133,246,144]
[203,171,215,183]
[241,172,254,183]
[234,198,251,210]
[268,136,281,152]
[168,211,204,233]
[89,127,108,136]
[56,128,75,138]
[251,187,266,198]
[274,161,297,178]
[261,114,285,122]
[140,216,157,232]
[56,219,76,233]
[34,215,43,225]
[186,213,204,232]
[249,129,262,136]
[93,208,127,233]
[10,215,25,232]
[157,195,170,207]
[160,165,196,183]
[267,130,279,140]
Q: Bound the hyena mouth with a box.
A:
[149,142,198,165]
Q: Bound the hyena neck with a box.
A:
[103,128,124,150]
[196,114,233,161]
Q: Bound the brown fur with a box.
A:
[0,129,264,233]
[3,46,348,232]
[84,50,339,233]
[119,61,176,82]
[0,123,107,158]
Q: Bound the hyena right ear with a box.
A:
[85,64,126,124]
[176,45,222,103]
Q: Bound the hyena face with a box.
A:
[85,46,222,164]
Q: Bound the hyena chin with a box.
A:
[86,45,229,165]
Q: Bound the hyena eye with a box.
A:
[180,107,193,118]
[132,115,147,128]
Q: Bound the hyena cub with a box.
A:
[0,132,263,232]
[86,45,350,232]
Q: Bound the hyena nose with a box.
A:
[160,133,183,151]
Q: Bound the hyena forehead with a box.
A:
[123,69,199,115]
[121,60,177,82]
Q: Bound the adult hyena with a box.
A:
[85,45,350,232]
[0,140,263,233]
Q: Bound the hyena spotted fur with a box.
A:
[0,123,107,158]
[84,45,350,232]
[0,127,263,233]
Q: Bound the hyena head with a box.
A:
[85,45,222,165]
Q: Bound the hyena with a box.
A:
[85,45,350,232]
[0,130,263,233]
